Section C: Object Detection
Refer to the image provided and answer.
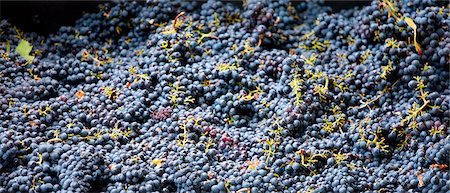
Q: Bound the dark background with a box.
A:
[0,1,371,35]
[1,1,104,34]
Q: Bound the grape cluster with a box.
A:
[1,0,449,192]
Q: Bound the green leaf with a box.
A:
[16,39,35,64]
[6,40,10,52]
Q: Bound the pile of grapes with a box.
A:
[1,0,449,192]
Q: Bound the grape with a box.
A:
[0,0,449,192]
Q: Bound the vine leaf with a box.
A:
[16,39,35,64]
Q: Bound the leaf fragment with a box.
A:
[6,40,10,52]
[245,159,260,170]
[430,164,448,170]
[404,17,422,55]
[417,170,424,187]
[16,39,35,64]
[151,158,165,168]
[75,90,85,101]
[404,17,416,30]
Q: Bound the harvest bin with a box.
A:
[1,1,449,193]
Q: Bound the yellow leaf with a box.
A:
[404,17,416,30]
[404,17,422,54]
[151,158,165,168]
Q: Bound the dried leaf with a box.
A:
[245,159,260,170]
[236,188,250,193]
[404,17,422,55]
[430,164,448,170]
[417,171,424,187]
[29,121,37,127]
[75,90,85,101]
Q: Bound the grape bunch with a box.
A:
[0,0,449,192]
